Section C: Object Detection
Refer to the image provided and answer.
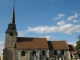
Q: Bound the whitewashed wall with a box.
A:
[64,50,71,60]
[1,51,3,60]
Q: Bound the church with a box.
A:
[1,6,77,60]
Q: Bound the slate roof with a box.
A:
[16,37,49,49]
[48,40,69,50]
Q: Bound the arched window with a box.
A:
[21,51,25,56]
[32,50,36,56]
[42,50,46,56]
[62,50,64,55]
[54,50,57,55]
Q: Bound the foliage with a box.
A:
[76,40,80,50]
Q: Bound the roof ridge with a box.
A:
[48,40,66,42]
[17,37,46,39]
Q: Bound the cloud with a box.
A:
[53,14,65,20]
[18,31,27,37]
[40,35,55,40]
[27,23,80,34]
[68,42,76,47]
[45,36,52,40]
[40,36,51,40]
[22,35,55,40]
[28,26,58,33]
[0,42,4,55]
[67,13,78,21]
[57,21,66,25]
[73,20,79,23]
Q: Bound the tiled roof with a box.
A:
[0,56,1,60]
[68,44,77,51]
[16,37,49,49]
[48,40,69,50]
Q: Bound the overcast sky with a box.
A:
[0,0,80,55]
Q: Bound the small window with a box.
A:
[42,50,46,56]
[32,50,36,56]
[62,50,64,55]
[54,50,57,55]
[10,33,13,36]
[21,51,25,56]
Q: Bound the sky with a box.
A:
[0,0,80,55]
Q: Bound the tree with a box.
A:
[76,40,80,50]
[76,35,80,57]
[76,35,80,50]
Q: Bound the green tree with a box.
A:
[76,36,80,50]
[76,40,80,50]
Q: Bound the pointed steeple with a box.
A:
[5,6,17,35]
[10,7,15,24]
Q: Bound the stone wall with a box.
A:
[5,33,17,47]
[49,50,71,60]
[3,48,15,60]
[3,48,71,60]
[14,49,49,60]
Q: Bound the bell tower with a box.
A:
[3,0,18,60]
[5,7,17,48]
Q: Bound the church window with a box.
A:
[54,50,57,55]
[62,50,64,55]
[32,50,36,56]
[21,51,25,56]
[10,33,13,36]
[42,50,46,56]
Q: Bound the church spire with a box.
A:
[10,0,15,24]
[5,6,17,34]
[5,0,17,36]
[10,7,15,24]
